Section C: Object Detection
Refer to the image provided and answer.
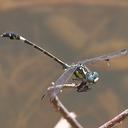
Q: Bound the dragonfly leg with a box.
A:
[77,81,90,92]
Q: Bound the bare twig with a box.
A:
[41,83,76,100]
[54,112,76,128]
[47,85,84,128]
[50,96,84,128]
[99,109,128,128]
[47,83,128,128]
[49,83,77,90]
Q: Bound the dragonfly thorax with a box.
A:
[75,66,87,79]
[75,66,99,83]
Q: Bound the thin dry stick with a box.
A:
[49,83,77,90]
[50,96,84,128]
[41,83,77,100]
[99,109,128,128]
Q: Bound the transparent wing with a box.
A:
[55,66,77,85]
[48,66,77,97]
[79,49,127,65]
[41,66,77,100]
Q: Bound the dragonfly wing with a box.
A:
[42,66,77,100]
[50,66,77,97]
[79,49,127,65]
[55,66,77,85]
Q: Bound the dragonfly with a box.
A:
[1,32,128,98]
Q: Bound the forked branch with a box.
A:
[48,84,128,128]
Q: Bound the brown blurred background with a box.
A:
[0,0,128,128]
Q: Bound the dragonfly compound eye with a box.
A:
[86,72,99,83]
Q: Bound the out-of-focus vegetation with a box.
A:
[0,1,128,128]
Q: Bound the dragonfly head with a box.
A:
[86,71,99,83]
